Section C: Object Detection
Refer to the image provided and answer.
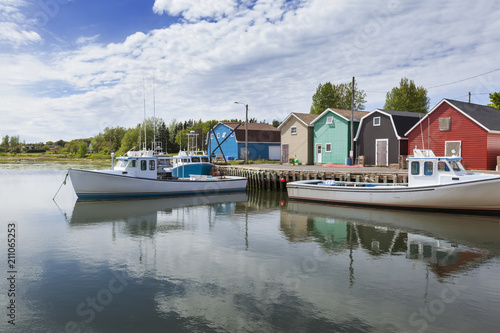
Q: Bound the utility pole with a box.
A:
[350,76,355,165]
[245,103,248,163]
[234,102,249,163]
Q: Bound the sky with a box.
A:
[1,0,500,143]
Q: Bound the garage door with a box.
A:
[269,146,280,160]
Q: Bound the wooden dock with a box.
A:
[215,164,408,191]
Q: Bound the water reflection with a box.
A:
[70,192,248,237]
[285,201,498,280]
[5,163,499,333]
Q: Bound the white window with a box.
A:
[291,126,297,135]
[222,132,226,138]
[230,133,234,137]
[373,117,381,126]
[325,143,332,152]
[210,134,213,139]
[326,116,334,124]
[217,133,220,138]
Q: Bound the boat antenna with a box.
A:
[143,76,147,151]
[153,72,156,153]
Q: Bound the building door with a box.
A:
[281,144,289,163]
[376,139,388,166]
[316,144,322,163]
[240,147,247,160]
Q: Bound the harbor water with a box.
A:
[1,162,499,332]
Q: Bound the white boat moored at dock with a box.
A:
[68,151,246,198]
[287,149,500,213]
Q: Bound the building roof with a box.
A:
[446,99,500,131]
[219,122,281,143]
[405,99,500,136]
[311,108,368,124]
[277,112,318,129]
[354,108,423,141]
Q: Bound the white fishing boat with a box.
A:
[68,150,246,198]
[158,131,214,178]
[287,149,500,213]
[160,151,213,178]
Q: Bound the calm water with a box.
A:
[1,162,500,333]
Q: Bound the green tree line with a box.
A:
[1,118,281,157]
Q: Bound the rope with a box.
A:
[53,168,70,201]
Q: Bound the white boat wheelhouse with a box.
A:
[407,149,490,187]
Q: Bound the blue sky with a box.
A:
[1,0,500,142]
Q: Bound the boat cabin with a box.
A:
[113,155,158,179]
[407,149,469,186]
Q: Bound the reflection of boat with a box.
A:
[406,234,486,278]
[287,149,500,213]
[287,201,500,252]
[70,192,248,225]
[68,150,246,198]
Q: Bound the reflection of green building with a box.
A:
[312,218,349,250]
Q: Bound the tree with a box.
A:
[310,81,367,114]
[384,77,430,113]
[118,126,141,155]
[77,143,88,158]
[2,135,9,150]
[488,92,500,110]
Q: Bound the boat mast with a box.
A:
[143,76,147,151]
[153,72,156,153]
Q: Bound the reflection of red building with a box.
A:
[407,235,488,278]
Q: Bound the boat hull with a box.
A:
[287,178,500,213]
[69,168,247,198]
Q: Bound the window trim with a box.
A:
[373,117,381,126]
[291,126,297,135]
[325,143,332,152]
[326,116,334,125]
[411,161,420,175]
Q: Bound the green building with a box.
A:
[311,108,367,164]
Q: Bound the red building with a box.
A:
[406,99,500,170]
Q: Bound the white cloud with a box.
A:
[1,0,500,142]
[153,0,237,21]
[76,35,100,45]
[0,0,42,47]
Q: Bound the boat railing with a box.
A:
[320,180,408,187]
[412,148,436,158]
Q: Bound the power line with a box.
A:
[428,67,500,89]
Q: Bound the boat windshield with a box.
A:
[437,161,450,172]
[201,157,209,162]
[449,160,464,172]
[115,160,128,168]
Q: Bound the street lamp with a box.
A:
[234,101,248,163]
